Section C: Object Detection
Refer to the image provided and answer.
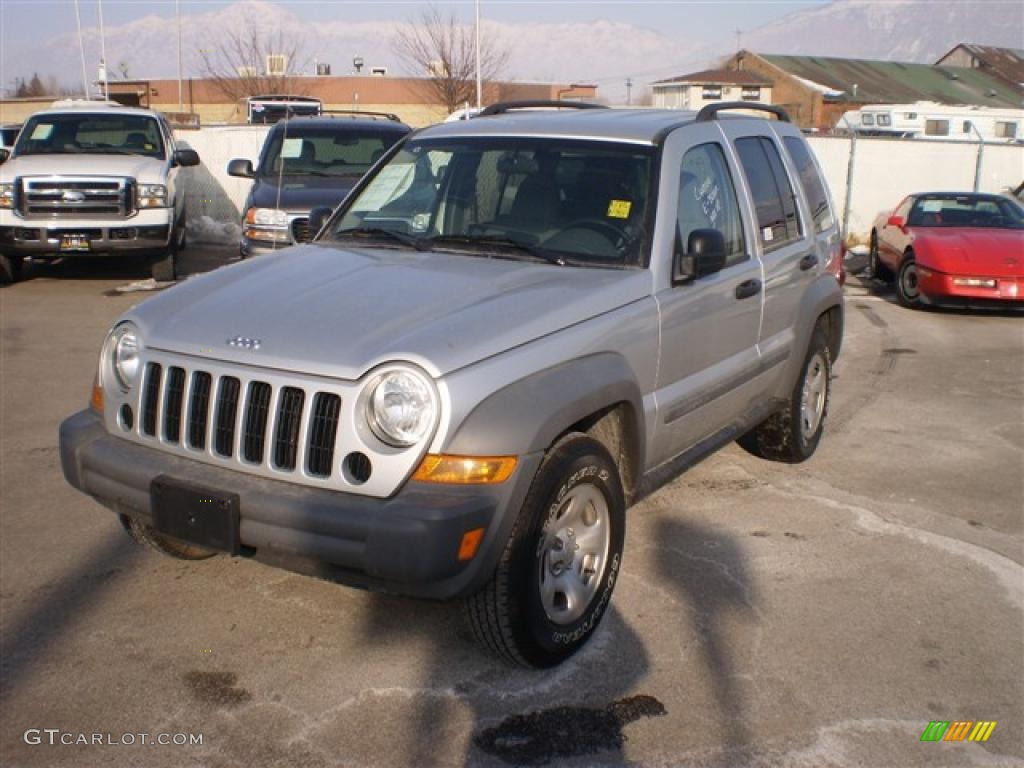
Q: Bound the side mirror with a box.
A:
[308,206,334,239]
[173,148,201,167]
[227,158,255,178]
[886,214,905,228]
[0,148,9,164]
[673,228,728,284]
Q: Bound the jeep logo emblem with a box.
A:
[227,336,261,350]
[62,190,86,203]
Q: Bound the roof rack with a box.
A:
[479,100,608,117]
[696,102,791,123]
[314,109,403,123]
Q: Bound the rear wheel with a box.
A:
[125,516,217,560]
[0,254,23,284]
[738,326,831,463]
[897,255,922,309]
[465,434,625,667]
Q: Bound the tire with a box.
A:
[125,516,217,560]
[896,254,923,309]
[150,244,177,282]
[868,231,890,281]
[738,326,832,463]
[465,434,626,668]
[0,253,23,285]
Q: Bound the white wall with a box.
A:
[175,126,1024,245]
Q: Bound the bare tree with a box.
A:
[394,7,510,113]
[198,24,307,102]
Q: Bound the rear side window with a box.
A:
[734,136,802,249]
[678,143,746,267]
[783,136,834,233]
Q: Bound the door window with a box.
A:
[677,143,746,267]
[783,136,833,233]
[734,136,802,249]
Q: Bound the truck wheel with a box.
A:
[738,326,831,463]
[150,247,178,282]
[125,517,217,560]
[465,434,625,667]
[0,254,23,284]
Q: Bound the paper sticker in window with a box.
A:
[607,200,632,219]
[30,123,54,140]
[762,226,774,242]
[281,138,303,159]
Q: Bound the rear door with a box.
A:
[649,124,763,467]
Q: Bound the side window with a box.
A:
[734,136,801,249]
[783,136,834,233]
[677,142,746,267]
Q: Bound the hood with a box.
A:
[126,244,653,380]
[249,175,357,213]
[0,152,166,183]
[914,228,1024,278]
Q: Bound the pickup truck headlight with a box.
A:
[136,184,167,208]
[366,367,437,447]
[0,183,13,209]
[103,322,142,392]
[244,207,291,243]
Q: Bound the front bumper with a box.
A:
[919,267,1024,309]
[60,409,541,599]
[0,208,172,257]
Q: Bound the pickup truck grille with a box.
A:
[19,177,133,218]
[139,362,342,479]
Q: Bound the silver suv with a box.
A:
[60,102,844,667]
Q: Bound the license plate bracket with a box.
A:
[59,233,91,251]
[150,476,240,554]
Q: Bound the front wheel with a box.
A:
[465,434,625,667]
[125,517,217,560]
[0,254,23,284]
[738,326,832,463]
[897,255,923,309]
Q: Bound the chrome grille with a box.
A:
[20,177,133,218]
[290,217,312,243]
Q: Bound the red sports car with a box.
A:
[869,192,1024,309]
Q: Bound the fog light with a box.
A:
[952,277,997,288]
[119,403,134,430]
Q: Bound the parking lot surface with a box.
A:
[1,247,1021,767]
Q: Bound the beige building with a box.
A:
[651,69,773,112]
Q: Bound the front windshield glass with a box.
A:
[907,194,1024,229]
[14,113,165,158]
[326,137,656,267]
[259,127,404,180]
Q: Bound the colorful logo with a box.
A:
[921,721,997,742]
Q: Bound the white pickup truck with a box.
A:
[0,101,199,283]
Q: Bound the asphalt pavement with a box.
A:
[1,245,1021,767]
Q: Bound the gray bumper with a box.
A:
[1,225,170,257]
[60,410,541,599]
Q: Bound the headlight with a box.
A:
[244,207,291,243]
[136,184,167,208]
[104,322,141,392]
[0,182,13,209]
[366,367,437,447]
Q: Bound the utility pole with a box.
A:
[73,0,89,97]
[475,0,482,109]
[176,0,183,111]
[97,0,109,100]
[626,78,633,106]
[735,28,742,54]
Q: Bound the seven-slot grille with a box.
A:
[139,362,342,478]
[19,177,134,218]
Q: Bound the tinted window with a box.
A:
[783,136,833,233]
[678,143,746,266]
[735,136,801,248]
[907,194,1023,229]
[14,113,165,158]
[261,128,406,179]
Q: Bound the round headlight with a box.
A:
[367,368,437,447]
[108,323,141,392]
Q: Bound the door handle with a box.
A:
[735,279,761,300]
[799,254,818,271]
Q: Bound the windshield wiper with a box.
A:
[334,226,430,250]
[426,234,566,266]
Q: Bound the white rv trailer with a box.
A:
[838,102,1023,143]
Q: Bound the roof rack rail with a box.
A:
[696,102,791,123]
[316,109,403,122]
[479,100,608,116]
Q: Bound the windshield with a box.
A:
[326,137,656,267]
[259,127,406,180]
[14,113,165,158]
[907,195,1024,230]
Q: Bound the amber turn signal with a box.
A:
[90,375,104,414]
[458,527,486,561]
[412,454,517,484]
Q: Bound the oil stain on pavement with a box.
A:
[473,694,666,765]
[182,670,252,707]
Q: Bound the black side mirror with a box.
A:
[308,207,334,239]
[173,148,201,167]
[673,228,728,284]
[0,148,9,164]
[227,158,254,178]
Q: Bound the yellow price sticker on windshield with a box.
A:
[607,200,632,219]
